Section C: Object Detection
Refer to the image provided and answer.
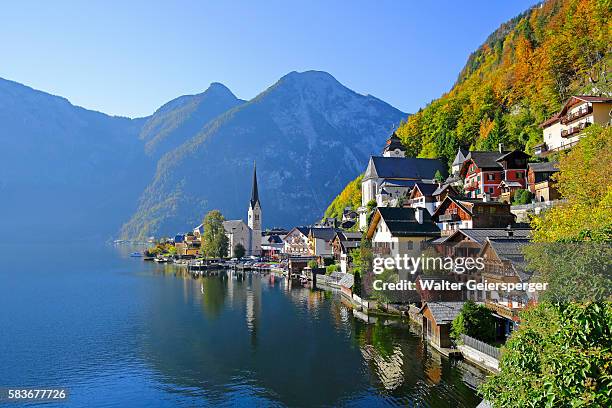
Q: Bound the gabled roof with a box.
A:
[528,161,559,173]
[337,231,362,241]
[364,156,448,181]
[223,219,249,232]
[444,228,531,246]
[432,196,511,219]
[286,226,310,238]
[381,179,418,188]
[499,180,522,188]
[420,301,464,324]
[432,183,458,197]
[496,149,531,163]
[367,207,440,239]
[411,182,438,197]
[382,132,406,154]
[482,237,532,281]
[309,227,337,241]
[452,147,470,166]
[540,95,612,127]
[465,151,506,170]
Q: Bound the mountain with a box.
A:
[139,83,245,158]
[0,78,152,241]
[120,71,406,238]
[324,0,610,220]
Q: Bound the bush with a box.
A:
[307,260,318,269]
[326,264,338,275]
[452,300,496,343]
[512,188,533,205]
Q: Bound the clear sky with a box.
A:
[1,0,539,118]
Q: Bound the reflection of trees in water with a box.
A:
[200,275,227,319]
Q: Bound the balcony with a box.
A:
[561,121,591,138]
[372,246,391,255]
[439,213,460,222]
[560,105,592,125]
[485,300,523,321]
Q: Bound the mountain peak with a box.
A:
[279,70,340,86]
[204,82,235,97]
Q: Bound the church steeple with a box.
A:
[250,162,260,209]
[382,131,406,157]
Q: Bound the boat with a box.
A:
[130,252,143,257]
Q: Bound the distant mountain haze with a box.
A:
[120,71,406,238]
[0,71,406,241]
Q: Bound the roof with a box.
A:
[446,228,531,245]
[528,161,559,173]
[364,156,448,181]
[540,95,612,127]
[382,132,406,154]
[337,231,362,241]
[368,207,440,238]
[412,182,439,197]
[495,149,531,162]
[309,227,337,241]
[338,273,354,289]
[499,180,522,188]
[249,162,260,209]
[420,302,464,324]
[452,147,470,166]
[466,151,506,170]
[485,237,531,279]
[432,183,458,197]
[223,219,248,232]
[381,179,418,188]
[287,226,310,237]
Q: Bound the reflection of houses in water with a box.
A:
[360,344,405,390]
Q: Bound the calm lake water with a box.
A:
[0,243,485,407]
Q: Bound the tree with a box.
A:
[479,302,612,407]
[452,300,496,343]
[512,188,533,205]
[434,170,445,183]
[201,210,229,258]
[307,259,318,269]
[233,243,246,259]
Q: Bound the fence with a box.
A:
[460,334,500,360]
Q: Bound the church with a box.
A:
[223,163,263,257]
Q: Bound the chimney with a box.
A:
[415,207,424,224]
[498,143,504,153]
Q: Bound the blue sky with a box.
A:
[1,0,539,118]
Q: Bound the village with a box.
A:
[136,94,611,374]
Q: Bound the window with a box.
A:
[488,187,494,193]
[487,174,494,181]
[406,241,413,250]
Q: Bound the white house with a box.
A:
[536,95,612,156]
[283,227,311,256]
[358,133,448,230]
[366,207,441,259]
[223,220,251,257]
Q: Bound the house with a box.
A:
[432,196,516,236]
[527,161,560,202]
[283,227,311,256]
[366,207,441,259]
[498,180,523,204]
[223,220,251,258]
[431,227,531,301]
[451,147,470,177]
[261,233,284,259]
[407,182,439,215]
[460,147,529,199]
[420,302,464,349]
[432,184,459,209]
[358,133,448,229]
[479,237,533,337]
[536,95,612,156]
[308,227,337,258]
[331,231,362,273]
[342,208,358,222]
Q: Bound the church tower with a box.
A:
[248,162,262,256]
[382,131,407,157]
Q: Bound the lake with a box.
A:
[0,243,486,407]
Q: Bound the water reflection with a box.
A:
[137,264,485,407]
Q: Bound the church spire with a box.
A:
[250,162,260,209]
